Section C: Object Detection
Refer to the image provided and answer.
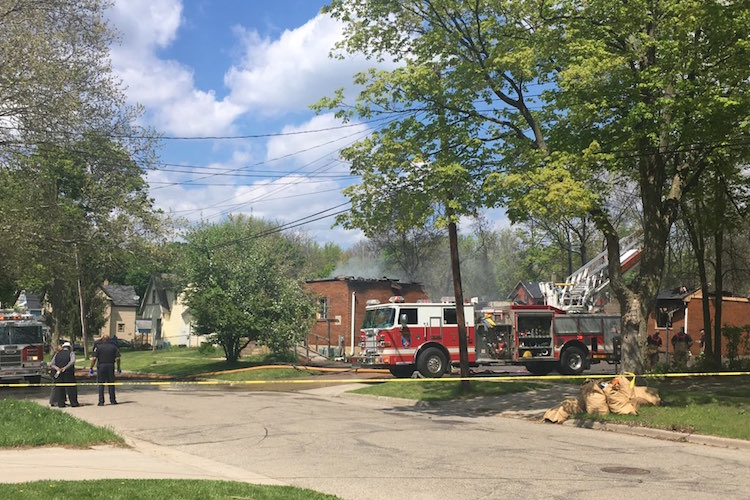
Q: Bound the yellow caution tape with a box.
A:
[2,370,749,388]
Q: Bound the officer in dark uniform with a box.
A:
[89,334,121,406]
[50,342,79,407]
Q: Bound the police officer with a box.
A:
[89,335,121,406]
[50,342,80,407]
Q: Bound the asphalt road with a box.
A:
[16,381,750,500]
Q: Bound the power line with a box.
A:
[165,186,346,212]
[0,115,396,141]
[210,202,351,250]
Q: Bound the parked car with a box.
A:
[57,339,84,353]
[113,338,132,349]
[92,337,133,350]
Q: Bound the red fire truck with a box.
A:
[0,310,46,384]
[357,298,621,377]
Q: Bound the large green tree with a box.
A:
[2,135,161,353]
[179,216,317,363]
[0,0,163,350]
[0,0,130,157]
[323,0,750,372]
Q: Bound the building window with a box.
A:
[656,308,673,328]
[117,323,125,333]
[318,297,329,320]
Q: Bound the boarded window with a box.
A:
[317,297,329,320]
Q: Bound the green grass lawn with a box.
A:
[120,347,304,379]
[575,376,750,440]
[212,367,312,381]
[352,379,544,401]
[0,399,124,448]
[0,479,340,499]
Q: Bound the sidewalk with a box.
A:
[0,437,283,485]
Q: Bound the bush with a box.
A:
[722,325,750,369]
[198,342,218,355]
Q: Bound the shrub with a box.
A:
[198,342,218,355]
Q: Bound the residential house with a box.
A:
[508,281,546,306]
[99,282,139,342]
[304,277,429,358]
[139,274,198,347]
[649,288,750,358]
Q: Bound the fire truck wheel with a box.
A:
[560,346,586,375]
[389,365,414,378]
[417,347,448,378]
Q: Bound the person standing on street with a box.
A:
[50,342,80,407]
[49,344,63,406]
[89,335,121,406]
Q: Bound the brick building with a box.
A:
[304,277,428,359]
[649,288,750,358]
[508,281,546,305]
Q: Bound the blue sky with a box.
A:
[105,1,504,247]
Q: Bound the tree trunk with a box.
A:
[620,293,648,374]
[447,211,470,394]
[713,229,724,364]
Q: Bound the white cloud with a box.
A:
[109,0,242,136]
[225,14,386,116]
[265,113,369,168]
[108,0,182,51]
[106,2,376,247]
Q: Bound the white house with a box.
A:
[139,274,200,348]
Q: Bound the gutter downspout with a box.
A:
[350,292,356,357]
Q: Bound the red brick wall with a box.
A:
[647,297,750,357]
[304,278,428,356]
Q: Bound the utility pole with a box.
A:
[74,243,89,359]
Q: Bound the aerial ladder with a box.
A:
[540,231,643,312]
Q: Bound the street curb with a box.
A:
[338,389,750,451]
[336,390,424,407]
[561,418,750,450]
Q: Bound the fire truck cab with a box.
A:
[357,298,621,377]
[0,310,46,384]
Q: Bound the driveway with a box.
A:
[24,383,750,500]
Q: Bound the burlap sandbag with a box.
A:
[633,386,661,406]
[543,398,583,424]
[580,381,609,415]
[603,383,639,415]
[610,375,635,398]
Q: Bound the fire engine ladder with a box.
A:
[553,231,643,312]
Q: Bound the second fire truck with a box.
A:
[0,310,46,384]
[357,298,621,377]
